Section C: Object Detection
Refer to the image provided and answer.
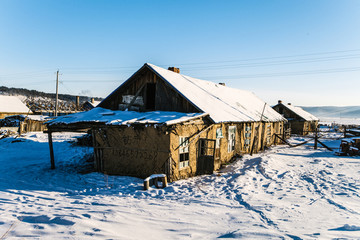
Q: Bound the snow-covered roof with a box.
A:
[48,107,208,126]
[146,63,285,123]
[281,104,319,121]
[88,100,101,108]
[25,115,49,121]
[0,96,31,114]
[4,114,49,121]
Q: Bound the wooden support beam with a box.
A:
[274,134,293,147]
[91,129,98,171]
[47,131,55,169]
[174,124,214,151]
[291,138,312,148]
[316,139,333,151]
[314,128,318,150]
[126,83,146,110]
[250,124,260,156]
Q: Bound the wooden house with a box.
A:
[19,115,48,134]
[0,96,31,119]
[273,100,319,135]
[0,114,48,134]
[47,63,286,181]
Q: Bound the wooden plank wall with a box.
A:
[99,66,199,113]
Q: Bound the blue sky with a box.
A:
[0,0,359,106]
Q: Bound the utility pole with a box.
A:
[55,70,59,117]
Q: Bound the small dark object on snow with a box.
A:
[143,174,167,190]
[337,138,360,156]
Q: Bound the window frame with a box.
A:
[244,123,252,150]
[228,126,236,152]
[179,136,190,169]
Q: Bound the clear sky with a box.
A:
[0,0,359,106]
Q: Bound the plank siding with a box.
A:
[99,66,200,113]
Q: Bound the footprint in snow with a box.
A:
[18,215,75,226]
[329,224,360,231]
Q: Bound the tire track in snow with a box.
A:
[301,175,358,214]
[217,157,304,239]
[233,191,277,227]
[221,157,278,228]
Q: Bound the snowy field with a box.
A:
[319,117,360,126]
[0,132,360,239]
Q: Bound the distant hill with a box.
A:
[0,86,102,103]
[0,86,103,113]
[302,106,360,118]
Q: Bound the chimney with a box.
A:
[219,83,226,86]
[76,96,80,108]
[91,98,95,104]
[288,103,291,105]
[168,67,180,73]
[278,100,282,104]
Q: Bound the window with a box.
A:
[216,128,224,138]
[244,123,252,150]
[228,126,236,152]
[179,136,189,168]
[266,124,272,145]
[216,127,223,148]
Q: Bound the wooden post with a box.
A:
[55,70,59,117]
[91,129,98,171]
[144,179,150,190]
[250,125,258,156]
[314,127,318,150]
[282,123,285,141]
[274,134,293,147]
[47,131,55,169]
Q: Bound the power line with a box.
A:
[1,48,360,87]
[2,48,356,74]
[2,65,360,87]
[0,70,54,78]
[166,48,360,66]
[60,53,360,73]
[182,54,360,71]
[201,66,360,80]
[61,80,122,82]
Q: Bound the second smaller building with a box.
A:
[273,100,319,135]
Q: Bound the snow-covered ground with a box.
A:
[320,117,360,126]
[0,132,360,239]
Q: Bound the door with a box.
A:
[196,138,216,175]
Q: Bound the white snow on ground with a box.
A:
[0,132,360,239]
[320,117,360,126]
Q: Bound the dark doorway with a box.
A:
[196,138,215,175]
[146,83,156,110]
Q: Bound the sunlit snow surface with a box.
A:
[0,131,359,239]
